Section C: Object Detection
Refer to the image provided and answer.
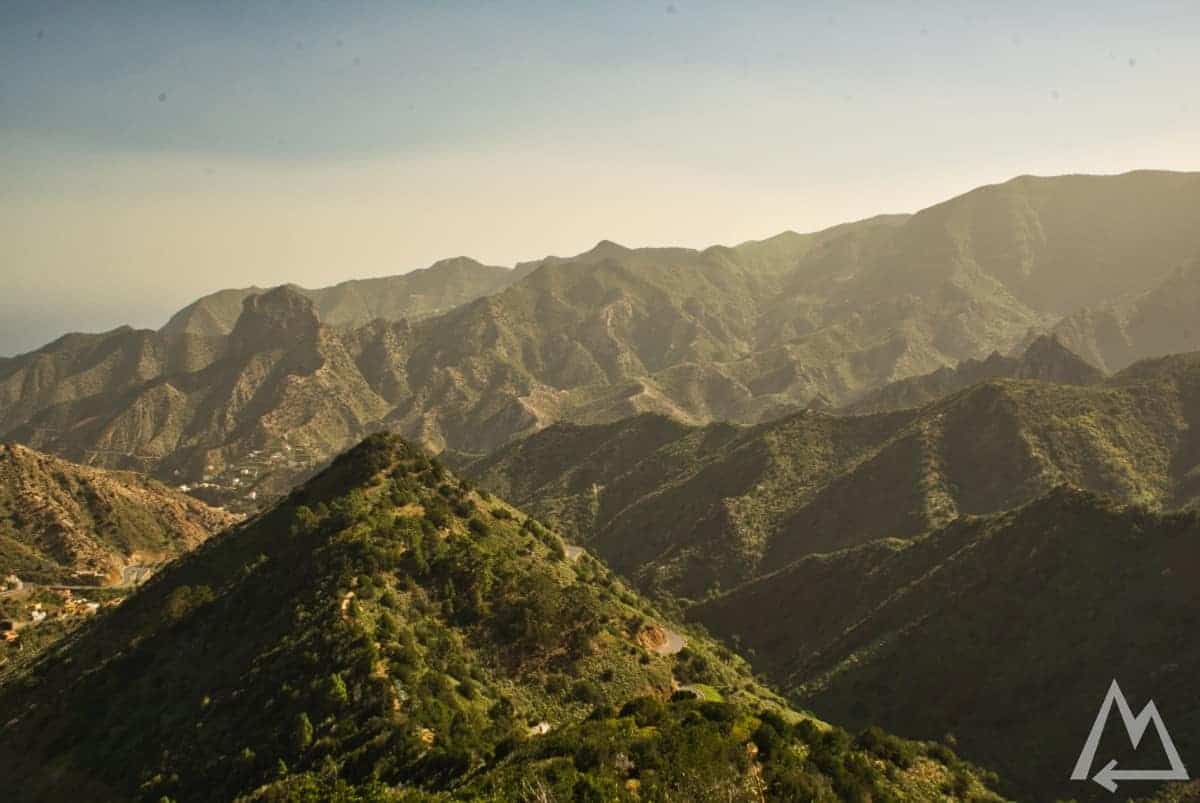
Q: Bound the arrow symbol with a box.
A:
[1072,680,1190,793]
[1093,759,1189,793]
[1094,760,1120,793]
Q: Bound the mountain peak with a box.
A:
[585,239,630,258]
[228,285,321,354]
[426,255,488,273]
[2,434,1001,802]
[1017,333,1105,383]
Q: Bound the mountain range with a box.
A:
[3,169,1200,800]
[462,346,1200,598]
[3,171,1199,514]
[0,434,1004,802]
[160,257,519,339]
[461,352,1200,800]
[842,332,1105,414]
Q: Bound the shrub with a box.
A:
[697,701,738,723]
[325,673,349,709]
[570,680,604,705]
[163,585,215,625]
[293,712,314,751]
[854,725,917,769]
[619,696,665,726]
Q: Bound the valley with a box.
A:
[2,170,1200,801]
[7,5,1200,798]
[0,435,1005,802]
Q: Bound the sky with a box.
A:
[2,1,1198,356]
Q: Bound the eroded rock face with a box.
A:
[228,286,321,357]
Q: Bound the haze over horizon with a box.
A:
[3,0,1199,356]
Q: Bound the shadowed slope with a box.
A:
[0,434,1003,802]
[465,350,1200,597]
[694,488,1200,802]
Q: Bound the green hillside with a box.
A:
[0,435,1002,802]
[464,350,1200,597]
[694,488,1200,802]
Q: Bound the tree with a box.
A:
[326,673,349,709]
[163,585,214,624]
[294,712,314,751]
[291,505,320,537]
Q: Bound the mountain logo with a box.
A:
[1071,679,1189,793]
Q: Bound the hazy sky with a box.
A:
[2,1,1198,355]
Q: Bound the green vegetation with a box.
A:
[6,171,1200,800]
[465,350,1200,598]
[461,351,1200,800]
[0,434,1003,801]
[457,695,998,802]
[695,487,1200,801]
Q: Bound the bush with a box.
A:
[570,680,604,705]
[163,585,215,625]
[325,673,349,709]
[854,725,917,769]
[618,696,665,726]
[697,701,738,723]
[293,712,314,751]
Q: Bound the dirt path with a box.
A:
[564,545,584,562]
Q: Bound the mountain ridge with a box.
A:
[0,433,1004,802]
[160,256,516,339]
[844,333,1105,414]
[3,171,1199,513]
[462,347,1200,597]
[692,485,1200,801]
